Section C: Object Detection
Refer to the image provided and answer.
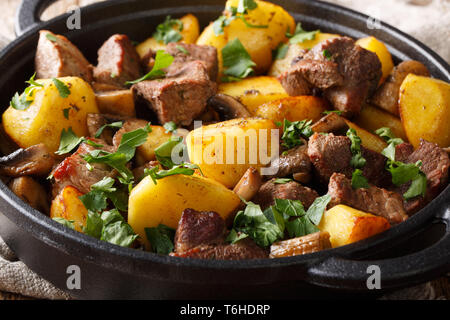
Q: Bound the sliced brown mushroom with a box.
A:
[266,143,312,183]
[208,93,251,120]
[8,176,50,214]
[233,167,263,202]
[0,144,55,177]
[311,112,349,135]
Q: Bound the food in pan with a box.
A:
[1,0,449,260]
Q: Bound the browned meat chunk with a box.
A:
[165,42,218,81]
[86,113,130,145]
[307,133,390,187]
[132,61,217,126]
[0,144,55,177]
[51,140,115,197]
[8,176,50,214]
[171,209,268,260]
[394,140,450,215]
[35,30,93,82]
[327,173,407,224]
[93,34,142,88]
[279,37,382,116]
[394,142,415,163]
[371,60,430,116]
[267,144,312,183]
[252,179,318,210]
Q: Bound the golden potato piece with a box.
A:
[269,231,331,258]
[344,120,387,154]
[2,77,99,152]
[268,33,340,77]
[319,205,390,248]
[128,174,241,249]
[255,96,329,123]
[399,74,450,149]
[186,118,279,188]
[50,185,88,232]
[95,89,135,117]
[218,76,288,114]
[356,36,394,83]
[371,60,430,116]
[354,104,407,141]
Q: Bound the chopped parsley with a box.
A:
[346,128,369,188]
[125,50,174,85]
[176,45,190,55]
[55,127,103,155]
[273,43,289,60]
[273,178,293,184]
[62,108,70,119]
[221,38,256,82]
[281,119,313,150]
[45,33,58,42]
[145,224,175,254]
[322,110,343,116]
[163,121,177,133]
[144,163,200,185]
[351,169,370,189]
[322,49,332,60]
[153,15,183,44]
[213,0,267,36]
[52,78,71,98]
[10,73,43,110]
[286,23,320,44]
[53,217,75,230]
[375,128,427,200]
[94,121,123,138]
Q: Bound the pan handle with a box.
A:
[15,0,59,36]
[307,211,450,291]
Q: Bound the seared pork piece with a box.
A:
[270,231,331,258]
[394,140,450,215]
[279,37,382,116]
[8,176,50,214]
[252,179,318,210]
[165,42,218,81]
[311,112,349,135]
[394,142,415,163]
[132,61,217,126]
[0,144,55,177]
[51,140,115,197]
[233,167,263,202]
[266,144,312,183]
[93,34,142,88]
[371,61,430,116]
[327,173,407,224]
[307,133,390,187]
[35,30,93,82]
[171,209,268,260]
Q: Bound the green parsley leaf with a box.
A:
[163,121,177,133]
[153,16,183,44]
[281,119,313,149]
[55,127,84,155]
[226,229,249,244]
[322,49,332,60]
[94,121,123,138]
[83,211,104,239]
[287,23,320,44]
[10,73,44,110]
[145,163,199,184]
[154,136,183,168]
[273,198,305,219]
[145,224,175,254]
[53,217,75,230]
[176,45,190,55]
[62,108,70,119]
[322,110,343,115]
[221,38,256,82]
[52,78,71,98]
[237,0,258,13]
[273,178,293,184]
[125,50,174,85]
[45,33,58,42]
[351,169,369,189]
[403,172,427,200]
[346,128,366,169]
[273,43,289,60]
[101,220,138,247]
[306,194,331,226]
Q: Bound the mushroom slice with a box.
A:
[311,112,349,135]
[0,144,55,177]
[233,167,263,202]
[8,176,50,214]
[208,94,251,120]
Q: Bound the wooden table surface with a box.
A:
[0,0,448,300]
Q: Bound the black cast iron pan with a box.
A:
[0,0,448,299]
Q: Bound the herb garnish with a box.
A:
[322,110,343,116]
[351,168,370,189]
[52,78,71,98]
[375,127,427,199]
[45,33,58,42]
[213,0,268,36]
[144,163,201,185]
[125,50,174,85]
[273,43,289,60]
[53,217,75,230]
[227,195,331,247]
[286,23,320,44]
[10,73,43,110]
[153,15,183,44]
[281,119,313,150]
[176,45,190,55]
[94,121,123,138]
[221,38,256,82]
[163,121,177,133]
[273,178,293,184]
[322,49,332,60]
[145,224,175,254]
[55,127,103,155]
[346,128,369,189]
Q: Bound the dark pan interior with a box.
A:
[0,0,449,299]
